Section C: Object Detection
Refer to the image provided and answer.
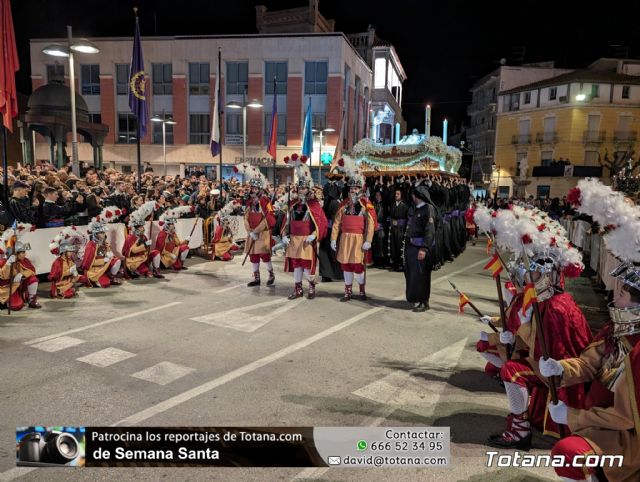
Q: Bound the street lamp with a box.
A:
[151,112,176,177]
[42,27,99,176]
[226,89,262,167]
[312,127,335,185]
[575,94,587,102]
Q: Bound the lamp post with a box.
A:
[151,111,176,177]
[226,89,262,166]
[42,28,99,175]
[312,127,335,185]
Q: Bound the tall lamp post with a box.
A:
[226,89,262,167]
[42,28,99,175]
[151,112,176,177]
[312,127,335,185]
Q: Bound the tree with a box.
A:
[598,148,639,177]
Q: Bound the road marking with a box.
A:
[191,298,304,332]
[77,347,136,367]
[131,361,196,385]
[30,336,85,352]
[213,283,244,293]
[23,302,182,346]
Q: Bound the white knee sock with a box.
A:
[110,259,121,276]
[481,353,504,368]
[304,269,313,283]
[152,254,161,269]
[293,267,303,283]
[180,249,189,261]
[27,282,38,296]
[504,381,529,415]
[344,271,354,285]
[252,262,260,273]
[265,261,273,272]
[354,272,365,286]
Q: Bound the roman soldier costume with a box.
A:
[155,206,193,271]
[48,226,85,298]
[330,157,376,302]
[281,154,328,300]
[123,201,164,278]
[235,163,276,287]
[211,201,239,262]
[0,225,40,310]
[80,220,122,288]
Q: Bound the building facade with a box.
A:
[467,62,571,192]
[494,59,640,199]
[28,32,371,181]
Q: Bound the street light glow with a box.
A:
[70,39,100,54]
[42,44,69,57]
[575,94,586,101]
[247,99,263,108]
[226,100,242,109]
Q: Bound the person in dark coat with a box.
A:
[404,185,437,313]
[8,181,39,224]
[371,190,387,268]
[318,181,343,282]
[387,188,409,272]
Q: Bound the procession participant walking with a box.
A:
[330,157,376,302]
[318,180,343,282]
[387,188,409,272]
[281,154,328,300]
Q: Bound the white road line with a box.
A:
[77,347,136,367]
[213,283,244,293]
[131,362,196,386]
[30,336,85,353]
[192,298,304,332]
[23,302,182,346]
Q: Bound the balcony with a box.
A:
[583,130,605,144]
[511,134,532,145]
[531,165,603,177]
[613,131,637,142]
[535,131,559,144]
[225,134,246,145]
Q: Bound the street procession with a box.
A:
[2,0,640,480]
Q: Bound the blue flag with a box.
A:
[129,16,148,138]
[302,97,313,158]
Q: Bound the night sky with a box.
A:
[11,0,640,135]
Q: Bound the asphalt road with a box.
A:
[0,242,601,482]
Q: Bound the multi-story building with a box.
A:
[494,58,640,198]
[348,26,406,144]
[467,62,571,192]
[26,1,373,182]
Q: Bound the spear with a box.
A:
[520,243,565,437]
[448,280,498,333]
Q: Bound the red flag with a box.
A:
[458,293,470,313]
[266,78,278,159]
[0,0,20,132]
[522,282,537,314]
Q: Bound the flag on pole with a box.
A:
[210,58,221,156]
[301,97,313,158]
[458,293,471,313]
[522,282,537,314]
[128,14,148,138]
[483,253,503,279]
[0,0,19,132]
[266,78,277,159]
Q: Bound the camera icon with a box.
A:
[17,430,81,466]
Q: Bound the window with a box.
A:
[88,113,101,124]
[304,61,328,95]
[116,64,130,95]
[46,64,65,83]
[312,113,327,130]
[152,115,174,145]
[152,63,172,95]
[622,85,630,99]
[225,113,241,137]
[536,185,550,199]
[265,62,287,94]
[549,87,557,101]
[591,84,600,98]
[189,114,210,144]
[263,113,287,146]
[118,114,137,144]
[541,150,553,166]
[81,64,100,95]
[226,61,248,95]
[523,92,531,104]
[189,63,210,95]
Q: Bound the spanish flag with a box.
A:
[483,253,503,279]
[522,282,538,314]
[486,237,493,255]
[459,293,471,313]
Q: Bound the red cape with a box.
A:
[80,240,97,272]
[48,257,64,297]
[282,199,328,241]
[122,234,141,258]
[155,230,170,252]
[245,196,276,229]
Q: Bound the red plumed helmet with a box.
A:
[567,187,581,207]
[564,263,583,278]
